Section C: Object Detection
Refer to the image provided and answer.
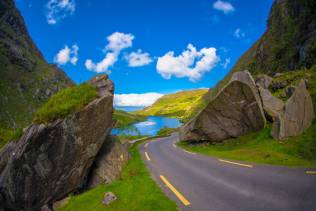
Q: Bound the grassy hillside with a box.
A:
[0,0,73,129]
[135,89,210,123]
[232,0,316,75]
[59,141,177,211]
[113,110,146,128]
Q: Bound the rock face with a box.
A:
[180,71,266,142]
[258,87,284,120]
[255,74,273,89]
[87,136,129,188]
[271,80,314,140]
[0,76,114,210]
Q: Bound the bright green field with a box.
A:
[59,141,177,211]
[178,124,316,167]
[135,89,209,122]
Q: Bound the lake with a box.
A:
[111,116,182,136]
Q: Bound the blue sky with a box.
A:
[16,0,273,106]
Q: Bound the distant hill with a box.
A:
[0,0,73,128]
[232,0,316,75]
[113,109,146,128]
[135,89,210,123]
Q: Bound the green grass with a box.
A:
[0,127,23,149]
[135,89,209,122]
[113,110,146,128]
[178,124,316,167]
[33,84,97,124]
[156,127,178,137]
[59,141,177,211]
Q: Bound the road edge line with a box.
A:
[145,152,151,161]
[218,159,253,168]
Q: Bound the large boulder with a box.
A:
[180,71,266,142]
[271,80,314,140]
[258,87,284,120]
[0,75,114,210]
[87,136,129,188]
[255,74,273,89]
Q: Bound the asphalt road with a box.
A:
[139,133,316,211]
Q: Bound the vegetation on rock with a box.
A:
[135,89,209,122]
[34,84,98,124]
[0,127,22,149]
[232,0,316,75]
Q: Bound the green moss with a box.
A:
[59,141,177,211]
[113,110,146,128]
[135,89,209,122]
[34,84,97,124]
[0,128,23,149]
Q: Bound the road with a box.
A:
[139,133,316,211]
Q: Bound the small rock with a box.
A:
[255,74,273,89]
[258,87,284,120]
[102,192,117,205]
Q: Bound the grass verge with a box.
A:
[59,141,177,211]
[178,124,316,167]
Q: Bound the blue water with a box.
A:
[111,116,182,136]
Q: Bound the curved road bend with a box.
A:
[139,133,316,211]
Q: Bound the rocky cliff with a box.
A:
[232,0,316,75]
[0,0,73,129]
[0,75,128,210]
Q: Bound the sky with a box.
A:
[16,0,274,106]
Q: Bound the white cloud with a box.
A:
[156,44,219,82]
[213,0,234,14]
[234,28,246,39]
[46,0,75,25]
[54,44,79,66]
[105,32,134,52]
[221,58,231,69]
[114,93,163,107]
[85,32,134,73]
[125,50,153,67]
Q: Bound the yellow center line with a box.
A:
[145,152,151,161]
[306,170,316,174]
[160,175,191,206]
[218,159,253,168]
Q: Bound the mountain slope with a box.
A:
[113,109,146,128]
[135,89,210,122]
[232,0,316,75]
[0,0,73,128]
